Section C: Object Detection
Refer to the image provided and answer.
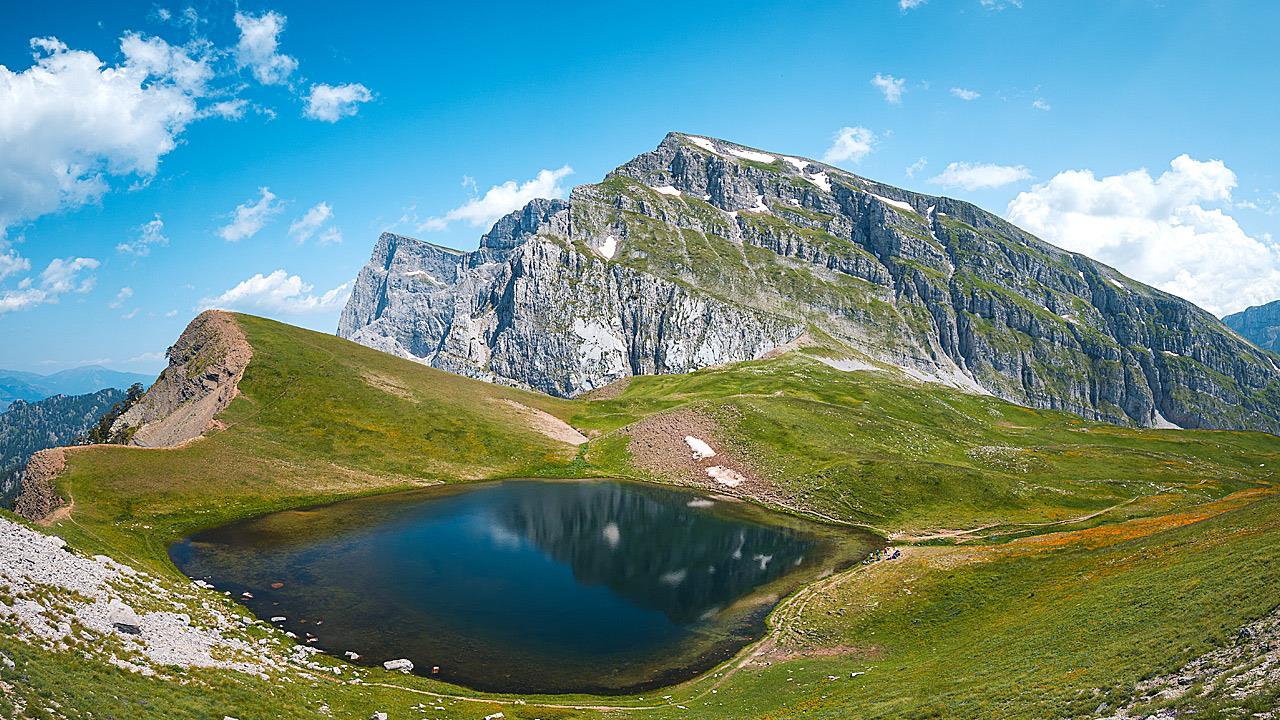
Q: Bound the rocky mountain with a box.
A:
[1224,300,1280,353]
[0,365,154,405]
[340,132,1280,433]
[0,388,126,507]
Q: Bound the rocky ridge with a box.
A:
[111,309,252,448]
[1224,299,1280,353]
[339,132,1280,433]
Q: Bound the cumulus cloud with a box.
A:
[0,256,99,314]
[421,166,574,232]
[950,87,981,101]
[930,162,1032,190]
[822,127,877,165]
[905,157,928,179]
[899,0,927,9]
[117,214,169,255]
[1032,98,1052,111]
[218,187,282,242]
[288,202,333,243]
[233,11,297,85]
[0,247,31,282]
[198,269,350,314]
[303,83,373,122]
[0,35,209,234]
[1006,155,1280,315]
[871,73,905,104]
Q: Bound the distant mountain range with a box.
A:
[0,365,155,405]
[0,388,128,507]
[1224,300,1280,353]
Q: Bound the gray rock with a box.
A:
[382,658,413,672]
[1224,299,1280,352]
[340,132,1280,433]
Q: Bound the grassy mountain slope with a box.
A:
[4,312,1279,719]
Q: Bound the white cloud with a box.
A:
[0,35,210,234]
[980,0,1023,8]
[109,286,133,309]
[899,0,927,9]
[316,226,343,245]
[421,166,574,232]
[0,247,30,281]
[198,269,350,314]
[129,350,167,363]
[822,127,877,165]
[1032,98,1052,111]
[40,257,99,294]
[1006,155,1280,315]
[117,214,169,255]
[203,99,248,120]
[950,87,981,101]
[0,256,99,314]
[288,202,333,243]
[218,187,282,242]
[233,11,297,86]
[871,73,906,104]
[930,162,1032,190]
[303,83,373,122]
[905,157,928,179]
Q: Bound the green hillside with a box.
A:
[4,313,1278,719]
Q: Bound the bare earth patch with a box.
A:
[494,399,588,446]
[361,371,416,401]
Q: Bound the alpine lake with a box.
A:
[170,479,880,695]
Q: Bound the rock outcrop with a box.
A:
[340,132,1280,433]
[1224,299,1280,353]
[14,447,66,522]
[111,310,252,447]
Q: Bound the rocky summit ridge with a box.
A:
[339,132,1280,433]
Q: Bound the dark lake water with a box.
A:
[170,479,877,694]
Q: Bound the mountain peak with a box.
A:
[339,133,1280,434]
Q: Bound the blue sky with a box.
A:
[2,0,1278,374]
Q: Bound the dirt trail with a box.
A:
[891,493,1156,543]
[494,399,588,446]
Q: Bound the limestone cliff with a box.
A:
[340,133,1280,433]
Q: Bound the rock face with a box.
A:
[1223,300,1280,353]
[111,310,252,448]
[340,132,1280,433]
[14,447,66,522]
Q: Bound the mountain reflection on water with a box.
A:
[171,479,874,694]
[491,480,813,624]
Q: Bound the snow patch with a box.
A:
[684,436,717,460]
[596,235,618,259]
[402,270,444,286]
[748,194,769,213]
[729,148,776,164]
[871,193,915,213]
[688,136,720,154]
[706,466,746,487]
[1152,410,1183,430]
[806,172,832,193]
[784,156,811,172]
[652,185,682,197]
